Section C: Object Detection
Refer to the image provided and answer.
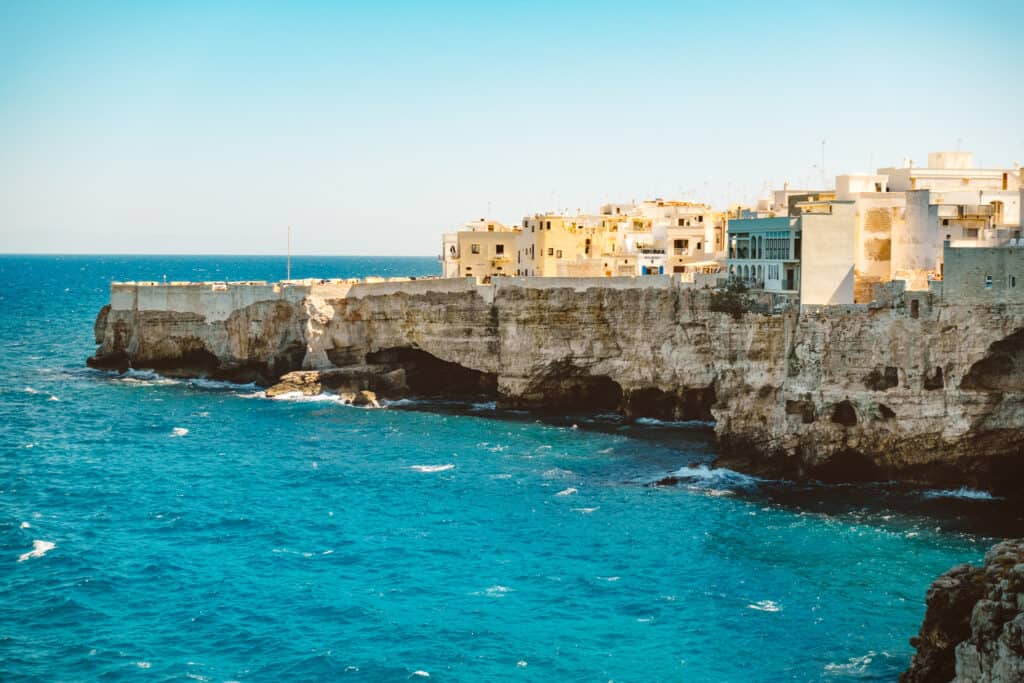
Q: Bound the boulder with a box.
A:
[265,371,323,397]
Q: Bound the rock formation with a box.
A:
[88,277,1024,493]
[902,539,1024,682]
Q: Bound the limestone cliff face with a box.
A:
[88,279,1024,492]
[901,540,1024,682]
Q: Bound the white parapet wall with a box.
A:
[109,274,700,320]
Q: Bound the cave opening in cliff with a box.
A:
[365,347,498,398]
[960,328,1024,392]
[809,449,883,483]
[624,386,716,422]
[514,361,625,413]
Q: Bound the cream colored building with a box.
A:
[441,219,520,280]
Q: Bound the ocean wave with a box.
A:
[23,386,40,394]
[658,465,760,491]
[571,507,599,514]
[470,401,497,411]
[18,539,55,562]
[170,427,189,437]
[189,378,259,392]
[542,467,574,479]
[633,417,715,428]
[473,585,510,598]
[747,600,781,612]
[555,487,578,496]
[380,398,423,407]
[269,391,351,405]
[823,651,886,676]
[114,369,182,386]
[409,464,454,473]
[922,487,999,500]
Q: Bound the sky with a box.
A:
[1,0,1022,256]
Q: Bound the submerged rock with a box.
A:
[902,539,1024,682]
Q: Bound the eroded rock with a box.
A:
[903,540,1024,682]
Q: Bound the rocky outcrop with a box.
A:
[902,540,1024,682]
[88,278,1024,492]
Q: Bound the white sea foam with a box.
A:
[542,467,574,479]
[470,401,497,411]
[747,600,781,612]
[381,398,421,407]
[410,464,454,473]
[555,487,578,497]
[170,427,189,437]
[923,487,998,500]
[661,465,760,491]
[824,651,880,676]
[23,386,40,394]
[516,660,527,668]
[17,540,55,562]
[189,378,259,392]
[20,521,30,529]
[136,662,151,669]
[572,507,600,514]
[484,585,510,597]
[48,395,60,402]
[411,671,430,678]
[634,417,715,428]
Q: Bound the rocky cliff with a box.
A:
[87,277,1024,493]
[902,540,1024,682]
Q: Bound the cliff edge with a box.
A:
[902,540,1024,682]
[87,277,1024,493]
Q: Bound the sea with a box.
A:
[2,255,1022,682]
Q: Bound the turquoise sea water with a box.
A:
[0,255,1019,682]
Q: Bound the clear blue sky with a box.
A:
[2,0,1021,255]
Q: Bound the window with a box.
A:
[673,266,686,273]
[546,221,551,230]
[556,250,562,258]
[1011,276,1017,288]
[696,242,701,251]
[678,219,684,227]
[985,275,993,289]
[698,215,704,223]
[547,248,554,256]
[471,244,481,254]
[496,244,505,255]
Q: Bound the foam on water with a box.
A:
[410,464,454,473]
[634,417,715,428]
[923,487,999,500]
[555,487,578,496]
[170,427,189,437]
[662,464,761,491]
[17,540,56,562]
[747,600,782,612]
